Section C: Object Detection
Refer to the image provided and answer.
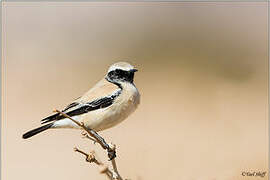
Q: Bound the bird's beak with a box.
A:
[131,69,138,73]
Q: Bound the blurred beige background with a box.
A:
[2,2,268,180]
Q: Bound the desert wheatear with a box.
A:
[22,62,140,139]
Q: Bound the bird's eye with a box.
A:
[115,69,124,76]
[107,69,133,82]
[115,69,121,74]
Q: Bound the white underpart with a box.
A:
[86,81,140,131]
[52,116,81,129]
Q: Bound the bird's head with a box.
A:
[106,62,138,84]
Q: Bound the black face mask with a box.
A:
[107,69,135,83]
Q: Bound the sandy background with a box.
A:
[2,2,268,180]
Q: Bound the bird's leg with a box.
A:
[108,143,123,180]
[87,128,116,161]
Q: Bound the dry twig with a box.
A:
[81,131,97,143]
[74,147,113,180]
[54,109,116,160]
[109,143,123,180]
[53,109,125,180]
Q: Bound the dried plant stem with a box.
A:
[74,147,113,180]
[54,109,116,160]
[81,131,97,143]
[53,109,125,180]
[109,144,123,180]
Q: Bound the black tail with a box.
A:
[22,123,53,139]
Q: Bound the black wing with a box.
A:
[41,91,121,124]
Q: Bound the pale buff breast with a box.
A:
[82,82,140,131]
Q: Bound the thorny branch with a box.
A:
[54,109,116,160]
[81,131,97,143]
[109,144,123,180]
[53,109,124,180]
[74,147,113,180]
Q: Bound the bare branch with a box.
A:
[74,147,113,180]
[109,143,123,180]
[53,109,126,180]
[81,131,97,143]
[54,109,116,160]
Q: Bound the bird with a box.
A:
[22,62,140,139]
